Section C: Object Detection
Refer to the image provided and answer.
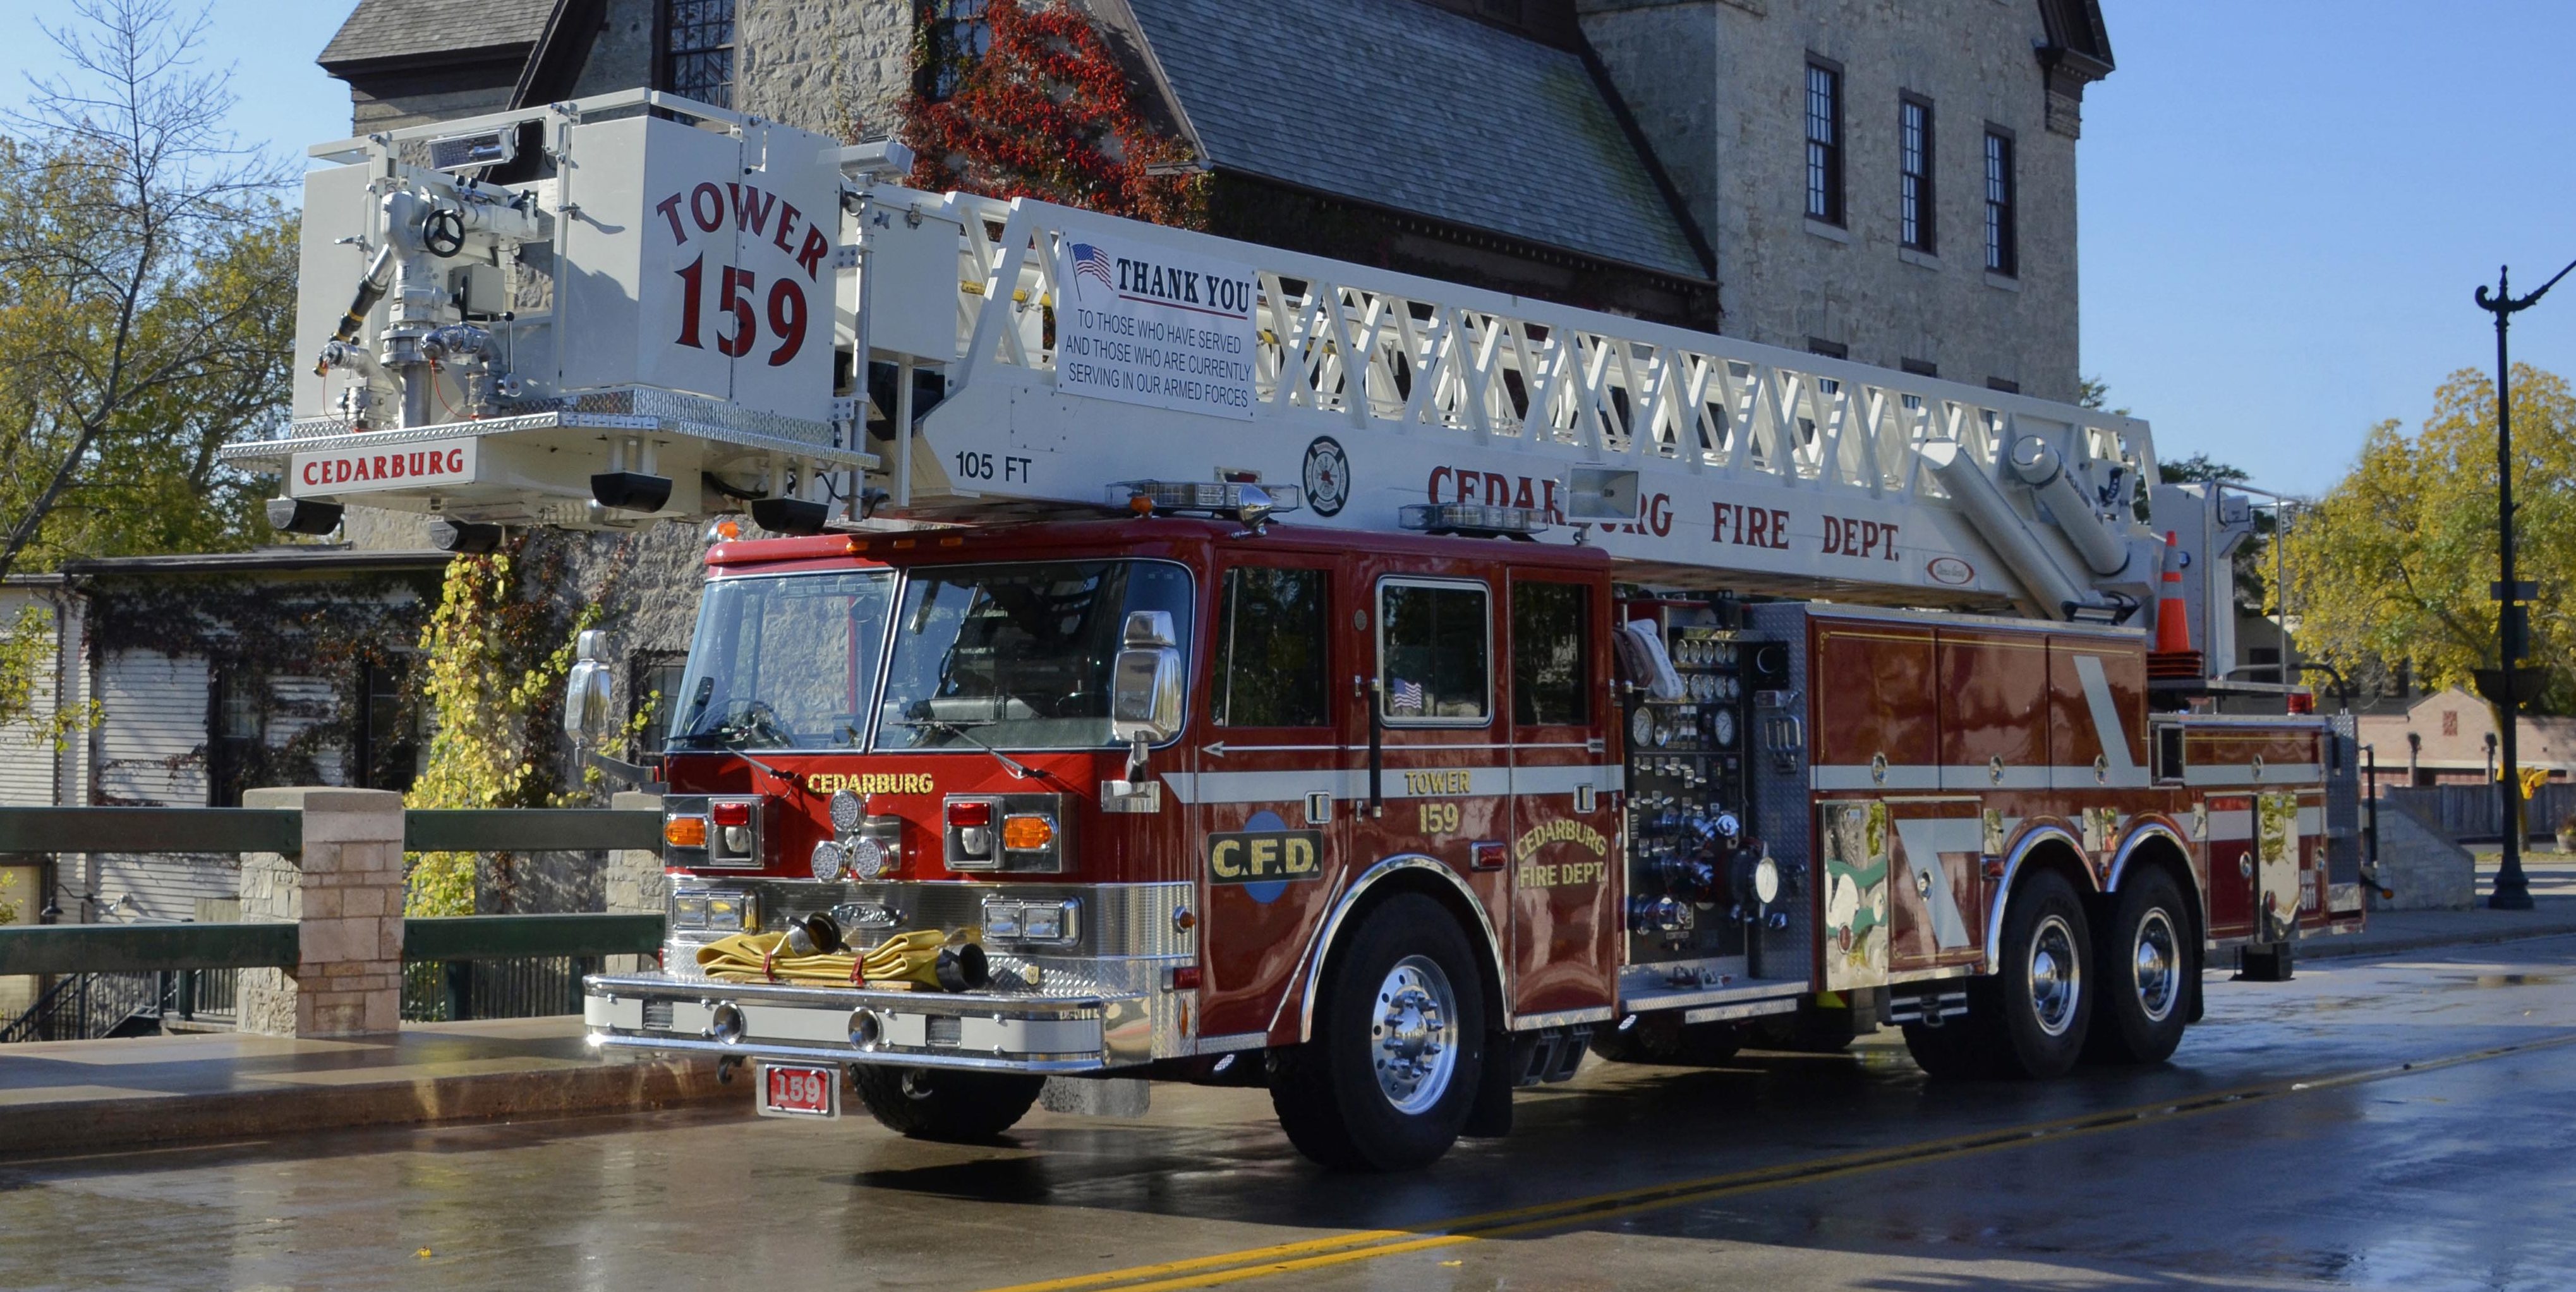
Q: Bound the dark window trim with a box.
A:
[1983,123,2018,277]
[1807,337,1848,361]
[1805,56,1844,226]
[1901,357,1938,378]
[1986,376,2021,394]
[1899,91,1935,252]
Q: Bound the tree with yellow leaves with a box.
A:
[2286,364,2576,716]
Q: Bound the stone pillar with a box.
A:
[237,788,406,1037]
[603,791,667,974]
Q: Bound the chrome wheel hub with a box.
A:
[2028,914,2082,1037]
[1370,955,1459,1114]
[2132,909,2180,1023]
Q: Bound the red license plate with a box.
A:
[757,1062,840,1119]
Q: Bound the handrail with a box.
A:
[0,922,301,976]
[402,809,663,852]
[404,913,664,960]
[0,807,301,855]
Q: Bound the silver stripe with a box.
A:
[1509,1005,1616,1031]
[1812,764,1943,792]
[1813,764,2156,792]
[1159,764,1624,805]
[2183,762,2322,787]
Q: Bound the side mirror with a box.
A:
[564,630,614,743]
[1110,610,1183,744]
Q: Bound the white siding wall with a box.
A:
[0,588,61,806]
[95,649,210,807]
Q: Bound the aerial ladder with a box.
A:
[222,91,2256,659]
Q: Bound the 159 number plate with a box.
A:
[758,1062,840,1119]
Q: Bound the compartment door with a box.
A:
[1884,797,1988,974]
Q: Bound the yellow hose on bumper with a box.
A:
[696,927,989,991]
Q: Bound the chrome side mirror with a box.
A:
[564,630,614,743]
[1110,611,1183,744]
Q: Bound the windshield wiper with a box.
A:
[895,718,1035,781]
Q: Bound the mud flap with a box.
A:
[1462,1029,1514,1138]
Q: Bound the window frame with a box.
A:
[658,0,737,109]
[1804,57,1844,226]
[1374,576,1494,729]
[1983,124,2018,277]
[1508,576,1594,731]
[1212,560,1334,731]
[1899,92,1935,253]
[917,0,995,103]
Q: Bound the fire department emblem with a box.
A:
[1302,436,1349,517]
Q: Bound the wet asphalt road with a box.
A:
[6,938,2576,1292]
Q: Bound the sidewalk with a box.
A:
[2306,855,2576,962]
[0,1016,742,1157]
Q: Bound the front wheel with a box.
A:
[2085,868,2193,1065]
[852,1065,1043,1142]
[1270,893,1488,1171]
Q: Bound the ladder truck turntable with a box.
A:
[226,93,2362,1170]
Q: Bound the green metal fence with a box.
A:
[0,806,666,1039]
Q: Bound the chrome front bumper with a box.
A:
[583,972,1160,1074]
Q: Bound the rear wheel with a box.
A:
[1993,868,2093,1078]
[852,1065,1044,1142]
[2085,868,2192,1065]
[1270,893,1488,1171]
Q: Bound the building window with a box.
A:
[1986,377,2020,394]
[1214,566,1329,728]
[1805,60,1842,225]
[663,0,735,109]
[209,673,262,807]
[353,659,419,793]
[1900,95,1935,251]
[1806,337,1847,361]
[1901,358,1938,378]
[919,0,993,102]
[1983,127,2017,276]
[630,652,690,758]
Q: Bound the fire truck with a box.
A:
[225,93,2362,1170]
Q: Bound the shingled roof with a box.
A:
[1114,0,1708,281]
[318,0,552,69]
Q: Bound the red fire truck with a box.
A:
[229,95,2361,1170]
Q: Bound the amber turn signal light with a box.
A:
[665,816,709,848]
[1000,814,1055,851]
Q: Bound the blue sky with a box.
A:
[4,1,2569,498]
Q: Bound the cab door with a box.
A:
[1358,569,1511,998]
[1504,572,1619,1018]
[1193,555,1345,1043]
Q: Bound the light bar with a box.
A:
[427,127,516,172]
[1108,480,1303,516]
[1399,502,1551,537]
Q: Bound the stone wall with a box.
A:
[2372,797,2477,912]
[1580,0,2084,400]
[237,788,407,1037]
[735,0,917,140]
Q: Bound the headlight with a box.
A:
[981,896,1077,945]
[705,893,753,932]
[1022,903,1065,941]
[810,840,846,883]
[673,893,709,928]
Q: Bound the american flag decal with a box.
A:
[1391,678,1425,714]
[1070,242,1113,291]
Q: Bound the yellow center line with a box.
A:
[976,1030,2576,1292]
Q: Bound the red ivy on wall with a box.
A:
[900,0,1204,227]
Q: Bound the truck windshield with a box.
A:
[876,560,1194,751]
[667,571,895,751]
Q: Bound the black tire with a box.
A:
[2084,867,2193,1065]
[1902,985,2005,1079]
[852,1065,1044,1142]
[1269,893,1489,1171]
[1991,868,2093,1078]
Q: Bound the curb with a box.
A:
[0,1053,744,1158]
[2301,922,2576,963]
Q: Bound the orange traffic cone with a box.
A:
[2147,530,2204,679]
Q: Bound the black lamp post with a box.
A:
[2474,260,2574,910]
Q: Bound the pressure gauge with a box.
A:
[1631,706,1655,746]
[1652,716,1672,747]
[1712,708,1738,748]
